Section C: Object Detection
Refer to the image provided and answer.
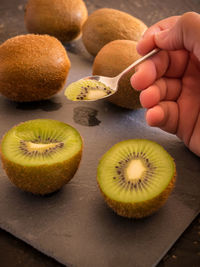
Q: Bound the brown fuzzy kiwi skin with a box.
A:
[97,171,176,219]
[24,0,88,42]
[93,40,141,109]
[82,8,147,56]
[0,34,71,102]
[0,142,83,195]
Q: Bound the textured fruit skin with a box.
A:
[25,0,88,42]
[97,139,176,219]
[93,40,141,109]
[0,34,71,102]
[0,150,82,195]
[98,174,176,219]
[0,119,83,195]
[82,8,147,56]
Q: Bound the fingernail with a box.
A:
[130,74,136,87]
[141,28,148,39]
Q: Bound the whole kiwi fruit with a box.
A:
[97,139,176,219]
[82,8,147,56]
[0,34,71,102]
[24,0,88,42]
[93,39,141,109]
[0,119,83,195]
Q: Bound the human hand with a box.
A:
[131,12,200,157]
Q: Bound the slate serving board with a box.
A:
[0,51,200,267]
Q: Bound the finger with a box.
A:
[164,50,189,77]
[137,16,180,55]
[131,50,188,91]
[131,59,156,91]
[136,27,161,56]
[176,55,200,146]
[146,101,179,134]
[188,114,200,157]
[155,12,200,61]
[140,78,182,108]
[131,50,169,90]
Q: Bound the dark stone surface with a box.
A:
[0,0,200,267]
[73,106,101,126]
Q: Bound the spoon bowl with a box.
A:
[65,48,160,102]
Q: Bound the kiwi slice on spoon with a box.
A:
[0,119,83,195]
[97,139,176,218]
[65,79,113,101]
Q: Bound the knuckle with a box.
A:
[181,11,199,26]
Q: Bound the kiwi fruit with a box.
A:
[0,34,71,102]
[82,8,147,56]
[97,139,176,218]
[93,39,141,109]
[65,79,113,101]
[24,0,88,42]
[0,119,83,195]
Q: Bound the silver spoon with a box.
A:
[65,48,160,102]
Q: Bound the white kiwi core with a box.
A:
[125,159,146,180]
[87,89,107,100]
[26,141,59,152]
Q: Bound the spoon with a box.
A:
[65,48,160,102]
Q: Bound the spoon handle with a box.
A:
[116,48,160,79]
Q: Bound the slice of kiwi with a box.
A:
[65,79,113,101]
[97,139,176,218]
[0,119,83,195]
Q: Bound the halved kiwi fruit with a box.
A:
[97,139,176,218]
[0,34,71,102]
[65,79,113,101]
[0,119,83,195]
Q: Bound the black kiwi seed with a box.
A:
[133,184,138,191]
[130,183,134,191]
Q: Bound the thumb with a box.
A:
[154,12,200,60]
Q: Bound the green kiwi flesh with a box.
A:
[0,119,83,195]
[65,79,113,101]
[97,139,176,218]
